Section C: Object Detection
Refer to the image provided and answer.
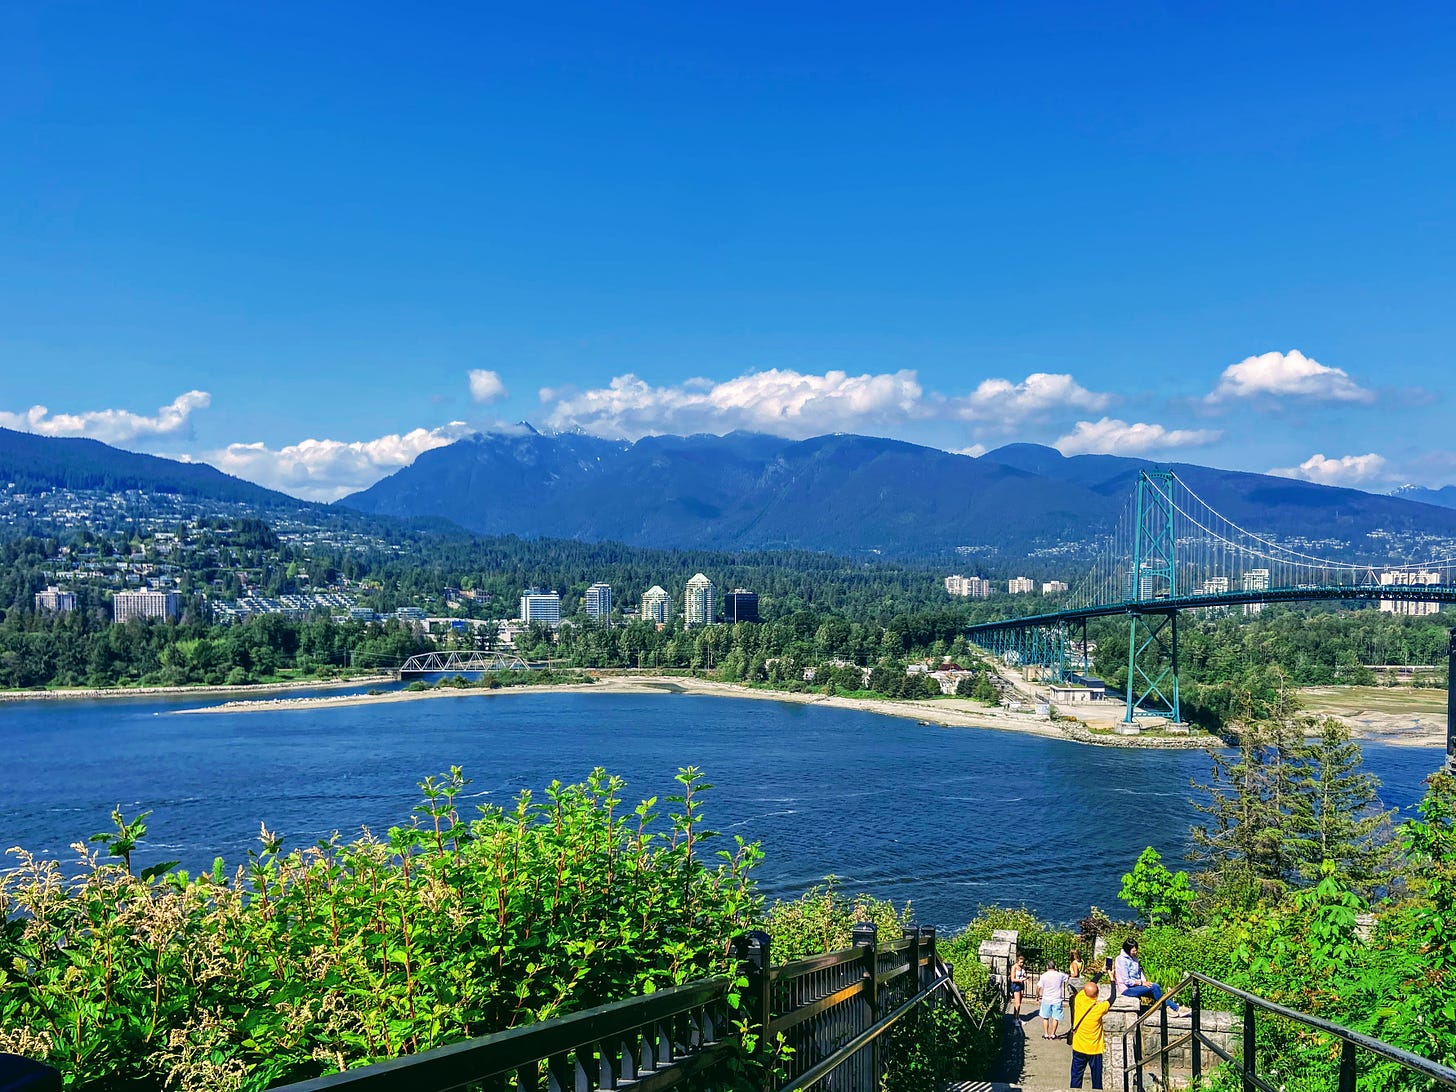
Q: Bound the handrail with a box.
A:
[270,922,965,1092]
[779,971,954,1092]
[1120,971,1456,1092]
[277,976,732,1091]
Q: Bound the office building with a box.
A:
[34,586,76,613]
[113,588,181,624]
[724,589,759,624]
[1008,576,1036,595]
[641,585,671,624]
[519,589,562,628]
[685,573,715,626]
[585,582,612,619]
[1379,569,1441,616]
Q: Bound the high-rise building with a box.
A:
[946,575,993,598]
[641,585,671,624]
[945,574,991,597]
[585,582,612,619]
[113,589,181,624]
[1041,580,1069,595]
[1008,577,1036,595]
[1242,568,1270,616]
[519,589,562,627]
[724,589,759,624]
[34,586,76,613]
[1199,576,1230,595]
[1379,570,1441,616]
[685,573,715,626]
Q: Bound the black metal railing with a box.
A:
[1121,971,1456,1092]
[271,923,963,1092]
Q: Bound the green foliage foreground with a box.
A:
[0,767,762,1091]
[1,768,991,1092]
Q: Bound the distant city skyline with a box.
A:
[3,5,1455,500]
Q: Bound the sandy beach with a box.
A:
[173,672,1215,748]
[166,673,1452,749]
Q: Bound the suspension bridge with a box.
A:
[967,469,1456,764]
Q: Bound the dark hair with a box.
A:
[1122,939,1137,955]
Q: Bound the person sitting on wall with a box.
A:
[1113,939,1179,1013]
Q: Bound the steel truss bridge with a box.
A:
[397,651,530,675]
[967,470,1456,758]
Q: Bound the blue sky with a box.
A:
[3,3,1455,500]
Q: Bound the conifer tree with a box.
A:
[1189,669,1308,902]
[1288,717,1395,898]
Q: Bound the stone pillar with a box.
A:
[977,928,1018,989]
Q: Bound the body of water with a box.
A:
[0,688,1442,926]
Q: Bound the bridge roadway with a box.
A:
[965,582,1456,636]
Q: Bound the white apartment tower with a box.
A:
[1008,576,1036,595]
[519,589,562,628]
[585,582,612,619]
[1242,568,1271,616]
[685,573,715,626]
[34,586,76,613]
[113,589,181,624]
[1379,570,1441,616]
[641,585,671,624]
[944,575,992,598]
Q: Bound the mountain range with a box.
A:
[7,424,1456,563]
[0,427,302,509]
[338,427,1456,560]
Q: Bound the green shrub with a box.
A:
[759,877,912,962]
[0,767,760,1091]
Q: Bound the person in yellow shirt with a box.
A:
[1069,979,1111,1089]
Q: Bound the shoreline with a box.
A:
[0,675,395,704]
[175,673,1220,749]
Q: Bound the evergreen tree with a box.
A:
[1189,674,1306,902]
[1288,717,1395,897]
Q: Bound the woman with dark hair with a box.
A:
[1112,940,1180,1013]
[1009,954,1027,1017]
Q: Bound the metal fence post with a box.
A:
[1243,999,1256,1092]
[905,926,921,994]
[733,930,773,1092]
[1159,999,1170,1090]
[854,922,878,1092]
[1339,1039,1357,1092]
[1191,982,1202,1082]
[1132,1009,1145,1092]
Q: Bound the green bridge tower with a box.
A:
[1125,470,1181,723]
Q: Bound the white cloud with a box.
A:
[952,373,1111,423]
[1207,350,1374,404]
[541,369,927,439]
[1054,417,1222,456]
[540,367,1114,440]
[206,422,474,502]
[0,390,211,444]
[949,444,988,458]
[1268,452,1388,487]
[468,369,508,404]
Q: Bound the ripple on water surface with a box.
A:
[0,690,1439,927]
